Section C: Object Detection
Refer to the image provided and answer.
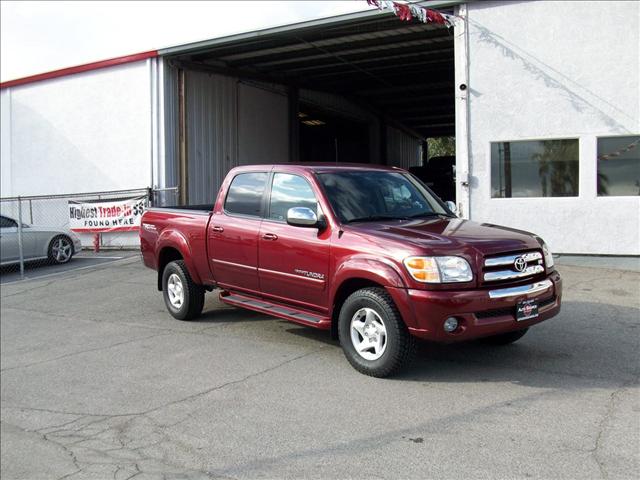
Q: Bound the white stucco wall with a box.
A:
[0,60,155,247]
[0,60,152,197]
[465,0,639,254]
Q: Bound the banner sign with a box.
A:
[68,196,146,232]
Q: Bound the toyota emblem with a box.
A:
[513,256,527,272]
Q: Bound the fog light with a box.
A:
[443,317,459,333]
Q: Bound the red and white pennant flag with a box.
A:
[366,0,456,27]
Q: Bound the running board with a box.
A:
[219,292,331,329]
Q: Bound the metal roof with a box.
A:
[163,1,459,138]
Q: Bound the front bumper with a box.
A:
[390,271,562,342]
[70,234,83,254]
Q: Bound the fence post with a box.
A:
[17,197,25,280]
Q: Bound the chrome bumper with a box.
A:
[488,279,553,299]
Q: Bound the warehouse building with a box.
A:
[1,1,638,254]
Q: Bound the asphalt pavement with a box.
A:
[1,256,638,479]
[0,250,140,284]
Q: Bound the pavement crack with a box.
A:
[3,346,325,424]
[141,346,327,417]
[1,332,173,372]
[0,279,59,297]
[590,381,635,479]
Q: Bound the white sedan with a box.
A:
[0,215,83,266]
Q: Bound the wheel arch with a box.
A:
[155,229,203,290]
[330,277,383,339]
[330,256,411,339]
[157,246,183,291]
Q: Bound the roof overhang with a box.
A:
[162,1,461,138]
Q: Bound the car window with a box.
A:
[269,173,318,222]
[224,172,268,217]
[0,216,17,228]
[317,171,447,223]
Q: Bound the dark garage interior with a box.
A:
[162,9,456,203]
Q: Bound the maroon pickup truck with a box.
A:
[140,164,561,377]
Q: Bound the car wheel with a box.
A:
[48,235,74,264]
[338,287,415,378]
[480,328,529,345]
[162,260,205,321]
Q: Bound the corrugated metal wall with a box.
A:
[238,81,289,165]
[185,70,239,205]
[386,126,422,170]
[162,69,424,205]
[163,62,179,192]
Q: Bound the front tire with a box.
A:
[162,260,205,321]
[48,235,74,264]
[480,328,529,345]
[338,287,415,378]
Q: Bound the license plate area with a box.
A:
[516,298,539,321]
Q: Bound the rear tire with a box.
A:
[338,287,415,378]
[162,260,205,321]
[48,235,74,264]
[480,328,529,345]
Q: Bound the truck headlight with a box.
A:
[403,256,473,283]
[535,236,554,270]
[541,241,554,269]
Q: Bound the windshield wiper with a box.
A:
[344,211,456,224]
[344,215,412,224]
[408,211,456,219]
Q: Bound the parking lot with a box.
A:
[1,256,638,479]
[0,251,140,285]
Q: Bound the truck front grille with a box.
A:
[482,251,544,283]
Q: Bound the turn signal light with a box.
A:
[403,257,440,283]
[403,256,474,283]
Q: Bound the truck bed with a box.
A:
[140,207,213,284]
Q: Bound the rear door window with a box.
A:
[224,172,268,217]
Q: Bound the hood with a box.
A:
[345,217,542,258]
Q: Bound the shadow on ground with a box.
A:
[195,299,639,391]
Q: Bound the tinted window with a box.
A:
[491,139,579,197]
[269,173,317,222]
[224,172,268,217]
[317,171,447,223]
[597,136,640,196]
[0,216,17,228]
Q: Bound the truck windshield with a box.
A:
[317,171,452,224]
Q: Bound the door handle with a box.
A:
[262,233,278,241]
[211,226,224,233]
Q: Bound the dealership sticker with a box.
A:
[68,196,146,232]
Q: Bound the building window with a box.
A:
[491,139,579,198]
[597,136,640,196]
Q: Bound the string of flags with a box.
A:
[365,0,457,27]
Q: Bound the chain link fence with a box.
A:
[0,187,178,279]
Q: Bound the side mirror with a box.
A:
[445,201,458,216]
[286,207,320,228]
